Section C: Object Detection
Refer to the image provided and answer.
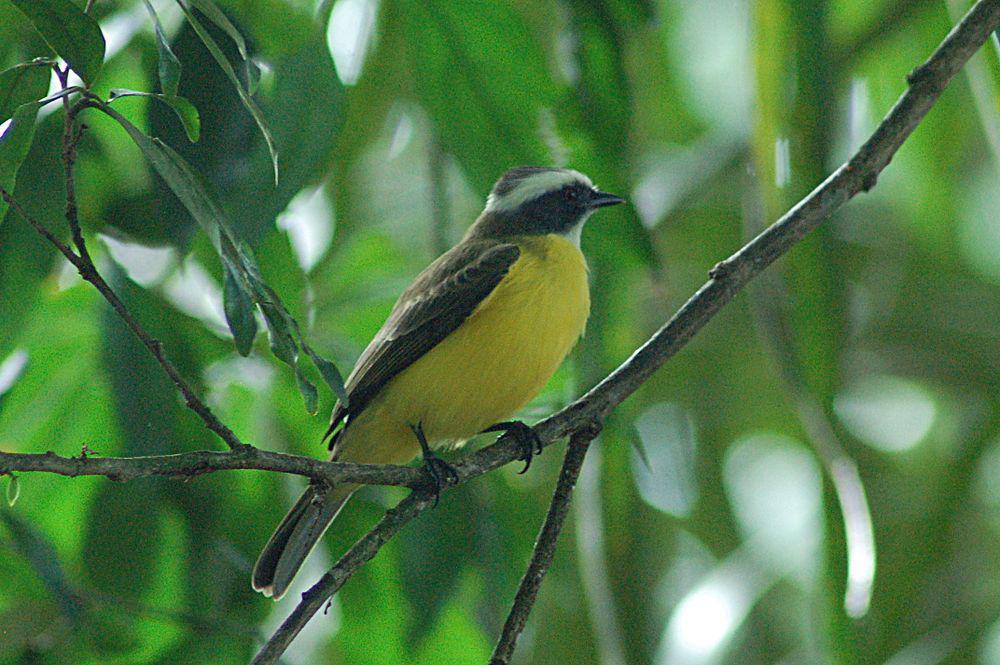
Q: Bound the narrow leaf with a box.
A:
[109,89,201,142]
[10,0,105,84]
[222,258,257,355]
[98,103,225,251]
[0,510,84,620]
[176,0,278,183]
[295,363,318,415]
[141,0,182,96]
[244,58,261,95]
[305,346,348,405]
[0,62,51,124]
[6,474,20,506]
[260,303,297,366]
[0,102,41,225]
[187,0,248,59]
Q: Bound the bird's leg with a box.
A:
[409,422,458,506]
[481,420,543,474]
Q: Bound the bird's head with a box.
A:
[467,167,624,244]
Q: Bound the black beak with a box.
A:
[589,190,625,209]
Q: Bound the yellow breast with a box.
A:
[337,234,590,464]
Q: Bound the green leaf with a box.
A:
[0,510,84,620]
[5,474,19,506]
[0,61,51,124]
[109,89,201,142]
[244,57,261,95]
[176,0,278,183]
[187,0,248,60]
[222,258,257,355]
[0,102,41,225]
[295,363,318,415]
[99,101,347,412]
[9,0,105,84]
[305,346,348,405]
[98,102,224,250]
[141,0,182,96]
[259,302,297,366]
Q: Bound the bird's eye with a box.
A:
[565,188,579,202]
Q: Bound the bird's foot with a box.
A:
[482,420,543,474]
[409,422,458,507]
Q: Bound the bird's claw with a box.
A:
[482,421,543,473]
[410,422,458,507]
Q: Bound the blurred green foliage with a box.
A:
[1,0,999,663]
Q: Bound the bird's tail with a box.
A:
[252,483,356,600]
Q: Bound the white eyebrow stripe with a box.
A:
[485,169,594,213]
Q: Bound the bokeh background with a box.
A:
[1,0,999,663]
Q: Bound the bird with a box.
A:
[252,166,624,599]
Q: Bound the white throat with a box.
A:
[561,210,593,247]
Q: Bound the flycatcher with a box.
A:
[253,166,623,598]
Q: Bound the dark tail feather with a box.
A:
[252,484,355,599]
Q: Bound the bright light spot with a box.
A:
[632,403,698,517]
[848,78,871,153]
[673,585,735,654]
[834,375,937,452]
[981,619,1000,665]
[39,70,62,120]
[774,137,791,188]
[0,349,29,396]
[326,0,378,85]
[669,0,751,134]
[101,234,175,287]
[658,551,764,665]
[633,137,740,227]
[205,356,274,393]
[100,3,149,60]
[830,458,876,618]
[723,433,822,576]
[277,187,334,273]
[387,111,414,159]
[55,255,81,291]
[0,119,12,139]
[163,258,228,334]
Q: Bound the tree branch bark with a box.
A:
[1,186,249,451]
[489,426,601,665]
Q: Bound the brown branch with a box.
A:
[489,426,600,665]
[249,491,436,665]
[249,2,1000,661]
[0,447,423,488]
[0,188,248,451]
[55,67,91,265]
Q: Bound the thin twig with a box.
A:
[249,491,436,665]
[489,426,600,665]
[57,78,91,265]
[249,4,1000,660]
[0,188,248,451]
